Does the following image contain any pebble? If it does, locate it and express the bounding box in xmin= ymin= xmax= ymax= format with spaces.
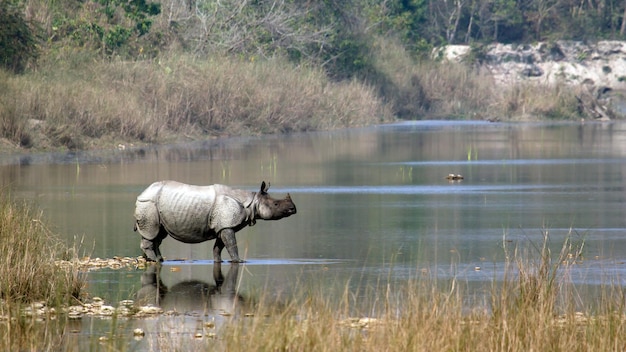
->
xmin=54 ymin=256 xmax=148 ymax=271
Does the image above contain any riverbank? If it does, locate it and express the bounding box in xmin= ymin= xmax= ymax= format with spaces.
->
xmin=2 ymin=39 xmax=604 ymax=153
xmin=4 ymin=0 xmax=626 ymax=153
xmin=439 ymin=41 xmax=626 ymax=121
xmin=0 ymin=54 xmax=394 ymax=152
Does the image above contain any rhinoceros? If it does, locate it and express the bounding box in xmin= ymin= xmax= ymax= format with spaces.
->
xmin=133 ymin=181 xmax=296 ymax=262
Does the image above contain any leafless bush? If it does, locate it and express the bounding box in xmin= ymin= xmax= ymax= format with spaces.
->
xmin=158 ymin=0 xmax=332 ymax=59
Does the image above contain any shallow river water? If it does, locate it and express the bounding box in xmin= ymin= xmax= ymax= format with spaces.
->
xmin=3 ymin=120 xmax=626 ymax=349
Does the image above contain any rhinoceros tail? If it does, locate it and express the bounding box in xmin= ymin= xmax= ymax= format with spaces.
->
xmin=134 ymin=223 xmax=137 ymax=232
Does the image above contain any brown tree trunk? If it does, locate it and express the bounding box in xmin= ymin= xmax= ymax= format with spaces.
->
xmin=621 ymin=0 xmax=626 ymax=35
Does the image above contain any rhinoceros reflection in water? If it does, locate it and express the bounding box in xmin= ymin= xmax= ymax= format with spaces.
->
xmin=135 ymin=263 xmax=246 ymax=315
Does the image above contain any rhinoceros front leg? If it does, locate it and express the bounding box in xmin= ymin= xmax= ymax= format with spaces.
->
xmin=213 ymin=228 xmax=244 ymax=263
xmin=141 ymin=237 xmax=164 ymax=262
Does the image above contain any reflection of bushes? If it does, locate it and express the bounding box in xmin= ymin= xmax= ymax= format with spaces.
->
xmin=0 ymin=0 xmax=38 ymax=73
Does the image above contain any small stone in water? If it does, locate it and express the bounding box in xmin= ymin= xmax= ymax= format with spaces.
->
xmin=119 ymin=299 xmax=134 ymax=307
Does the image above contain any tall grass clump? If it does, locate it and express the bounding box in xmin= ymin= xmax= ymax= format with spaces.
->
xmin=0 ymin=194 xmax=84 ymax=350
xmin=0 ymin=196 xmax=82 ymax=302
xmin=365 ymin=37 xmax=583 ymax=121
xmin=0 ymin=70 xmax=31 ymax=148
xmin=134 ymin=55 xmax=392 ymax=135
xmin=496 ymin=83 xmax=581 ymax=120
xmin=487 ymin=229 xmax=586 ymax=350
xmin=0 ymin=53 xmax=393 ymax=150
xmin=367 ymin=37 xmax=496 ymax=120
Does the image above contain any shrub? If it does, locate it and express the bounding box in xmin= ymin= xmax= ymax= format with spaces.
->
xmin=0 ymin=0 xmax=38 ymax=73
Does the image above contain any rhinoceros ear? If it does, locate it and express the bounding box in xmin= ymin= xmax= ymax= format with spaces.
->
xmin=260 ymin=181 xmax=270 ymax=194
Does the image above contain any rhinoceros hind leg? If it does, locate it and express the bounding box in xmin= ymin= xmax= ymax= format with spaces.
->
xmin=141 ymin=236 xmax=164 ymax=262
xmin=213 ymin=237 xmax=225 ymax=263
xmin=134 ymin=200 xmax=161 ymax=241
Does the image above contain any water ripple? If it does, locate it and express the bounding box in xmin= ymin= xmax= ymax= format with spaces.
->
xmin=290 ymin=184 xmax=589 ymax=195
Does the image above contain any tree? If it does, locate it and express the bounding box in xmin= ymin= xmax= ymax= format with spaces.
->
xmin=51 ymin=0 xmax=161 ymax=57
xmin=525 ymin=0 xmax=559 ymax=40
xmin=0 ymin=0 xmax=38 ymax=73
xmin=487 ymin=0 xmax=524 ymax=42
xmin=621 ymin=0 xmax=626 ymax=35
xmin=369 ymin=0 xmax=429 ymax=51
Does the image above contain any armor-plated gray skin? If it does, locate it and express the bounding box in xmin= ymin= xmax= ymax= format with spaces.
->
xmin=133 ymin=181 xmax=296 ymax=263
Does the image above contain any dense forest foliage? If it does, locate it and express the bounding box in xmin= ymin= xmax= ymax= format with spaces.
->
xmin=3 ymin=0 xmax=626 ymax=77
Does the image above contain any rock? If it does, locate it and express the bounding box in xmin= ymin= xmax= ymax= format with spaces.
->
xmin=520 ymin=64 xmax=543 ymax=77
xmin=433 ymin=45 xmax=471 ymax=62
xmin=438 ymin=41 xmax=626 ymax=119
xmin=446 ymin=174 xmax=464 ymax=181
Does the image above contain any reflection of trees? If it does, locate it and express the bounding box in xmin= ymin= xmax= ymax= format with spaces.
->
xmin=135 ymin=262 xmax=245 ymax=314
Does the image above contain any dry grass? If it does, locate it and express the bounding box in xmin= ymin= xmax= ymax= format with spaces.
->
xmin=366 ymin=38 xmax=496 ymax=119
xmin=1 ymin=37 xmax=585 ymax=151
xmin=0 ymin=197 xmax=82 ymax=303
xmin=497 ymin=83 xmax=581 ymax=120
xmin=0 ymin=194 xmax=85 ymax=351
xmin=366 ymin=37 xmax=582 ymax=121
xmin=150 ymin=229 xmax=626 ymax=352
xmin=0 ymin=53 xmax=393 ymax=150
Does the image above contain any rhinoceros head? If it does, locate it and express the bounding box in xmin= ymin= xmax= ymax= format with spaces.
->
xmin=255 ymin=181 xmax=297 ymax=220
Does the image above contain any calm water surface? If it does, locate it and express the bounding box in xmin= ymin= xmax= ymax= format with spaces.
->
xmin=3 ymin=120 xmax=626 ymax=347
